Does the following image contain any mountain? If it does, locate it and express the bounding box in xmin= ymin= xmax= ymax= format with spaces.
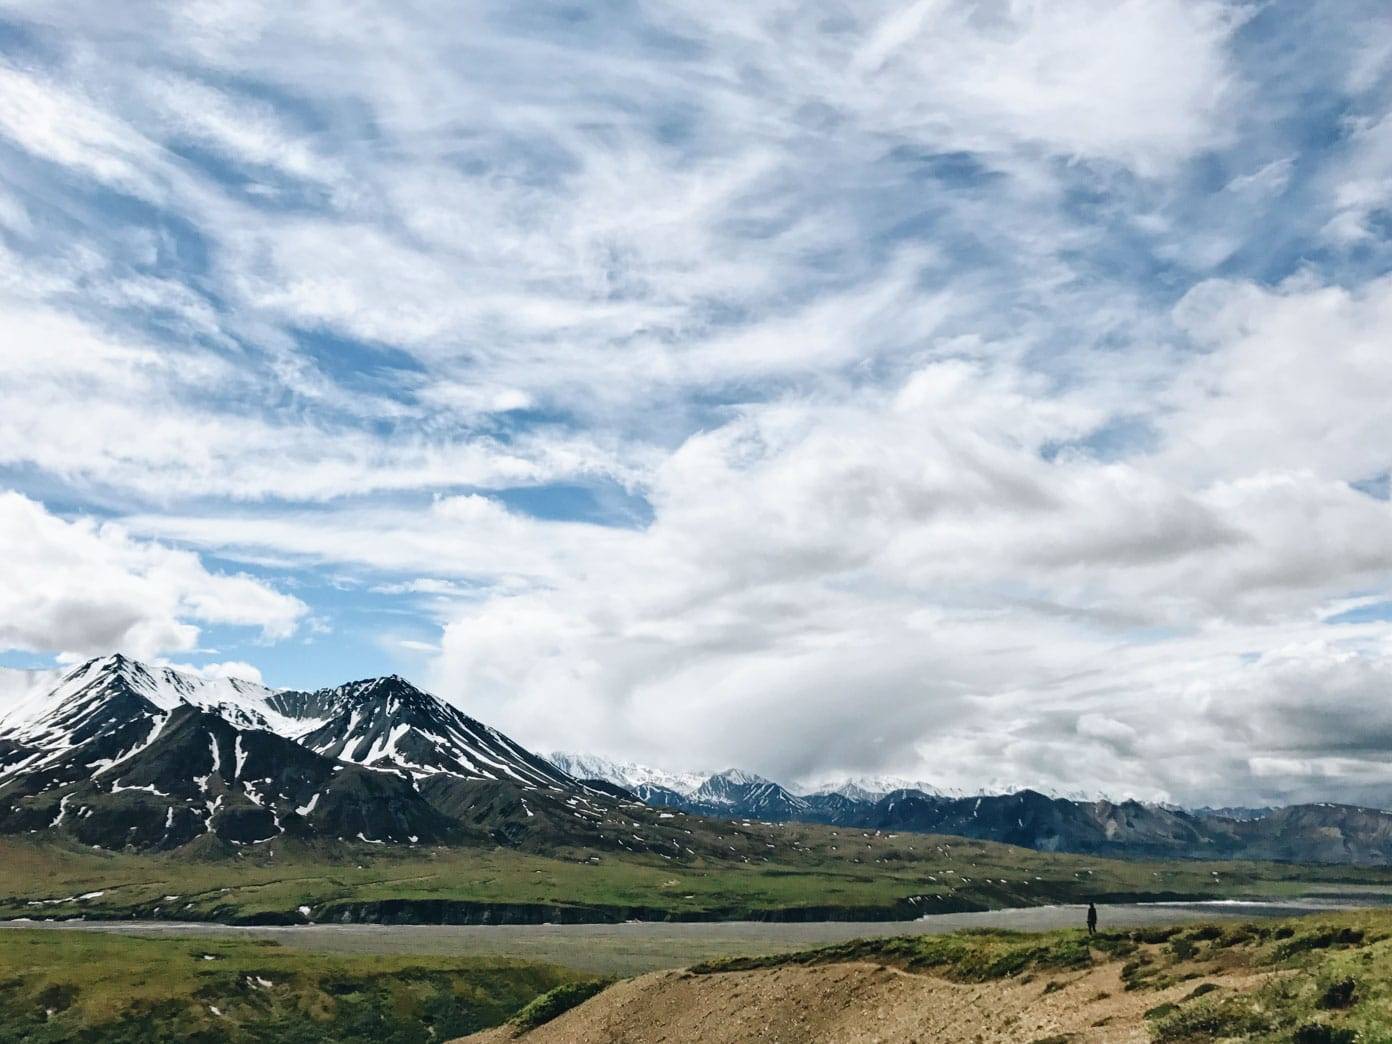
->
xmin=546 ymin=757 xmax=816 ymax=823
xmin=0 ymin=656 xmax=704 ymax=857
xmin=9 ymin=661 xmax=1392 ymax=866
xmin=1226 ymin=803 xmax=1392 ymax=864
xmin=0 ymin=657 xmax=455 ymax=849
xmin=630 ymin=782 xmax=691 ymax=808
xmin=555 ymin=751 xmax=1392 ymax=866
xmin=807 ymin=776 xmax=958 ymax=801
xmin=689 ymin=769 xmax=810 ymax=820
xmin=295 ymin=676 xmax=574 ymax=788
xmin=549 ymin=752 xmax=706 ymax=797
xmin=862 ymin=789 xmax=1216 ymax=857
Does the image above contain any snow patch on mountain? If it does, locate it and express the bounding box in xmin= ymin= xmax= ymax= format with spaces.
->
xmin=549 ymin=752 xmax=707 ymax=797
xmin=805 ymin=775 xmax=971 ymax=801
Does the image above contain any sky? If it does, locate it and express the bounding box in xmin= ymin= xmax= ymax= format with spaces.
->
xmin=1 ymin=0 xmax=1391 ymax=807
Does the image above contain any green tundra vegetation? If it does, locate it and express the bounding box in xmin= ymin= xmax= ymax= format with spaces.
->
xmin=5 ymin=829 xmax=1392 ymax=1041
xmin=9 ymin=909 xmax=1392 ymax=1041
xmin=0 ymin=929 xmax=581 ymax=1044
xmin=2 ymin=831 xmax=1390 ymax=925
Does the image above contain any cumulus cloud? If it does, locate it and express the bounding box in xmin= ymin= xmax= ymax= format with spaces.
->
xmin=0 ymin=492 xmax=306 ymax=661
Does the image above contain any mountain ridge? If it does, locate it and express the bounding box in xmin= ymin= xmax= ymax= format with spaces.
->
xmin=548 ymin=752 xmax=1392 ymax=865
xmin=0 ymin=656 xmax=697 ymax=857
xmin=5 ymin=658 xmax=1392 ymax=866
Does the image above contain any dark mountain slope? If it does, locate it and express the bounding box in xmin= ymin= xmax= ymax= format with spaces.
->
xmin=288 ymin=677 xmax=576 ymax=788
xmin=0 ymin=701 xmax=458 ymax=850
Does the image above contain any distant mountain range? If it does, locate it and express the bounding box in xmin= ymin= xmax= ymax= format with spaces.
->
xmin=3 ymin=657 xmax=1392 ymax=866
xmin=549 ymin=751 xmax=1392 ymax=866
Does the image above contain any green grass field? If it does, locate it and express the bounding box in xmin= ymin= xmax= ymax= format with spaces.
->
xmin=2 ymin=831 xmax=1390 ymax=926
xmin=0 ymin=929 xmax=581 ymax=1043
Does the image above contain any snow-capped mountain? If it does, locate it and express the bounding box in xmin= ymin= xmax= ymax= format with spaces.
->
xmin=9 ymin=660 xmax=1392 ymax=865
xmin=294 ymin=676 xmax=574 ymax=787
xmin=0 ymin=655 xmax=613 ymax=853
xmin=806 ymin=775 xmax=960 ymax=801
xmin=550 ymin=758 xmax=817 ymax=822
xmin=0 ymin=656 xmax=574 ymax=791
xmin=548 ymin=752 xmax=706 ymax=797
xmin=0 ymin=654 xmax=299 ymax=784
xmin=0 ymin=655 xmax=456 ymax=848
xmin=692 ymin=769 xmax=809 ymax=819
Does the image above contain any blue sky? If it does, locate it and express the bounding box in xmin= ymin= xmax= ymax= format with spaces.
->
xmin=1 ymin=0 xmax=1391 ymax=804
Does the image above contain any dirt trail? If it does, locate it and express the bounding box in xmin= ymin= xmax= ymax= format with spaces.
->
xmin=457 ymin=958 xmax=1273 ymax=1044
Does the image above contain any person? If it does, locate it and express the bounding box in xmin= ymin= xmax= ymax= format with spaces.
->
xmin=1086 ymin=902 xmax=1098 ymax=936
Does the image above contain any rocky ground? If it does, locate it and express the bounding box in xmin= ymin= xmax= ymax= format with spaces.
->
xmin=455 ymin=958 xmax=1271 ymax=1043
xmin=456 ymin=912 xmax=1392 ymax=1044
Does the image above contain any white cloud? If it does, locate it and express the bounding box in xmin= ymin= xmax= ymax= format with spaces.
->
xmin=0 ymin=296 xmax=615 ymax=501
xmin=843 ymin=0 xmax=1245 ymax=174
xmin=1166 ymin=275 xmax=1392 ymax=484
xmin=119 ymin=285 xmax=1392 ymax=800
xmin=174 ymin=659 xmax=267 ymax=685
xmin=0 ymin=492 xmax=307 ymax=661
xmin=0 ymin=62 xmax=163 ymax=197
xmin=1323 ymin=112 xmax=1392 ymax=244
xmin=1 ymin=0 xmax=1389 ymax=806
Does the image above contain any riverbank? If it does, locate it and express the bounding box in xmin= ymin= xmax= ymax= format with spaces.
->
xmin=5 ymin=898 xmax=1381 ymax=976
xmin=4 ymin=836 xmax=1391 ymax=930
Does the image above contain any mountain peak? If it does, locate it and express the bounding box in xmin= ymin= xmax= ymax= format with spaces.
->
xmin=332 ymin=675 xmax=426 ymax=701
xmin=711 ymin=767 xmax=769 ymax=786
xmin=548 ymin=752 xmax=707 ymax=797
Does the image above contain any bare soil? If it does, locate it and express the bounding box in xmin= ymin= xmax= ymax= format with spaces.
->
xmin=455 ymin=956 xmax=1274 ymax=1044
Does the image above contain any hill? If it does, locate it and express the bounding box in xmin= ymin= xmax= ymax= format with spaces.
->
xmin=456 ymin=909 xmax=1392 ymax=1043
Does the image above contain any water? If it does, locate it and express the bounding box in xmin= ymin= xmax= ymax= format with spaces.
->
xmin=4 ymin=896 xmax=1385 ymax=976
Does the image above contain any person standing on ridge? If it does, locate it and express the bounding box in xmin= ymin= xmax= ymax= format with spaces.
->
xmin=1086 ymin=902 xmax=1098 ymax=936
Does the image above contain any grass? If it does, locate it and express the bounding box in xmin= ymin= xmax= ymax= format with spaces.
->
xmin=692 ymin=928 xmax=1111 ymax=981
xmin=693 ymin=909 xmax=1392 ymax=1042
xmin=9 ymin=884 xmax=1392 ymax=1042
xmin=0 ymin=928 xmax=581 ymax=1043
xmin=508 ymin=979 xmax=613 ymax=1034
xmin=1 ymin=831 xmax=1388 ymax=926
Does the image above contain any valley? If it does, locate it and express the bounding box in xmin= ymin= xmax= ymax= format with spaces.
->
xmin=9 ymin=906 xmax=1392 ymax=1042
xmin=12 ymin=658 xmax=1386 ymax=1041
xmin=3 ymin=832 xmax=1392 ymax=928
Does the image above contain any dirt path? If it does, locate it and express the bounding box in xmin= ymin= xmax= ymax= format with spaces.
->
xmin=457 ymin=958 xmax=1273 ymax=1044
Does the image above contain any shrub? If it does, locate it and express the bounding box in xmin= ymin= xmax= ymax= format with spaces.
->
xmin=1273 ymin=928 xmax=1365 ymax=961
xmin=1151 ymin=998 xmax=1269 ymax=1042
xmin=510 ymin=979 xmax=612 ymax=1034
xmin=1130 ymin=926 xmax=1183 ymax=945
xmin=1169 ymin=937 xmax=1197 ymax=961
xmin=1292 ymin=1022 xmax=1357 ymax=1044
xmin=1317 ymin=978 xmax=1357 ymax=1010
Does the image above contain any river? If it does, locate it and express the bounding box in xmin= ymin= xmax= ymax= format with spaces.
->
xmin=4 ymin=895 xmax=1385 ymax=976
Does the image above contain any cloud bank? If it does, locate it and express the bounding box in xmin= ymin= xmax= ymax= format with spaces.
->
xmin=0 ymin=0 xmax=1390 ymax=805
